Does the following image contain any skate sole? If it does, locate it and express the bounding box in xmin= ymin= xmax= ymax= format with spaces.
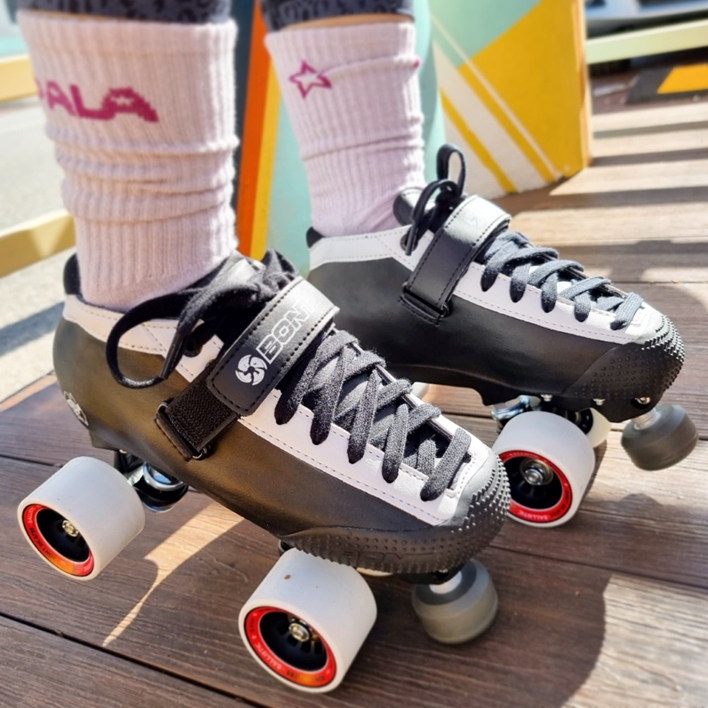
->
xmin=279 ymin=456 xmax=510 ymax=575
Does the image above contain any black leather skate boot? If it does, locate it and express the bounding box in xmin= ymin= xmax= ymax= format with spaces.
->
xmin=308 ymin=145 xmax=697 ymax=527
xmin=29 ymin=249 xmax=508 ymax=572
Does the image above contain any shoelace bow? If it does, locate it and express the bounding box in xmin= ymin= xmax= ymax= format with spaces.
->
xmin=107 ymin=250 xmax=470 ymax=502
xmin=405 ymin=145 xmax=644 ymax=331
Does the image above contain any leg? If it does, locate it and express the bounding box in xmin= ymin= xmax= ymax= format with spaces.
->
xmin=261 ymin=0 xmax=694 ymax=522
xmin=17 ymin=0 xmax=236 ymax=310
xmin=261 ymin=0 xmax=424 ymax=236
xmin=15 ymin=0 xmax=508 ymax=598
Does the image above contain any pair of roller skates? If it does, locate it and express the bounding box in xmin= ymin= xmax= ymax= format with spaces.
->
xmin=17 ymin=145 xmax=696 ymax=692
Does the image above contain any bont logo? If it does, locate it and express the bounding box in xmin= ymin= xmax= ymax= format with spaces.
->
xmin=256 ymin=297 xmax=315 ymax=364
xmin=236 ymin=355 xmax=267 ymax=386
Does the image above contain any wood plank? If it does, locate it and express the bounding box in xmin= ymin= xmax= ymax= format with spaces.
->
xmin=527 ymin=185 xmax=708 ymax=212
xmin=551 ymin=158 xmax=708 ymax=194
xmin=441 ymin=415 xmax=708 ymax=590
xmin=546 ymin=243 xmax=708 ymax=284
xmin=508 ymin=202 xmax=708 ymax=248
xmin=591 ymin=127 xmax=708 ymax=160
xmin=0 ymin=380 xmax=110 ymax=466
xmin=591 ymin=100 xmax=708 ymax=132
xmin=566 ymin=574 xmax=708 ymax=706
xmin=0 ymin=615 xmax=242 ymax=708
xmin=591 ymin=146 xmax=708 ymax=167
xmin=0 ymin=373 xmax=54 ymax=412
xmin=2 ymin=457 xmax=708 ymax=706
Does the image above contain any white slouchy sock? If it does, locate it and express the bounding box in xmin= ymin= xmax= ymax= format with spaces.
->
xmin=266 ymin=21 xmax=426 ymax=237
xmin=19 ymin=12 xmax=238 ymax=311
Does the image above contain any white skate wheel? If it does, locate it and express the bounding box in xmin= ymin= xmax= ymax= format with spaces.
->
xmin=239 ymin=548 xmax=376 ymax=692
xmin=493 ymin=411 xmax=595 ymax=527
xmin=18 ymin=456 xmax=145 ymax=580
xmin=586 ymin=409 xmax=611 ymax=448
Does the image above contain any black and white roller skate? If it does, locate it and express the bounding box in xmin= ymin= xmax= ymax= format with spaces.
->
xmin=16 ymin=249 xmax=509 ymax=692
xmin=308 ymin=144 xmax=698 ymax=529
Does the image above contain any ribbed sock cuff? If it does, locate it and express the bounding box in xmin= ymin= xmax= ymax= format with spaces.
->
xmin=266 ymin=21 xmax=425 ymax=236
xmin=19 ymin=12 xmax=238 ymax=310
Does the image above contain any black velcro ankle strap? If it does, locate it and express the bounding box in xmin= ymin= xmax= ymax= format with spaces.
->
xmin=207 ymin=277 xmax=337 ymax=415
xmin=401 ymin=195 xmax=510 ymax=322
xmin=156 ymin=278 xmax=337 ymax=459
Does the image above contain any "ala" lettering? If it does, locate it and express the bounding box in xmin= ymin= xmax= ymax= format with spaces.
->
xmin=35 ymin=78 xmax=159 ymax=123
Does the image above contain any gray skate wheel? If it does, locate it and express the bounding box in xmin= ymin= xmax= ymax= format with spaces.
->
xmin=622 ymin=404 xmax=698 ymax=471
xmin=411 ymin=559 xmax=498 ymax=644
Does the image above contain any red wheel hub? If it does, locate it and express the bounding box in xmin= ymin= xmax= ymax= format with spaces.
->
xmin=244 ymin=606 xmax=336 ymax=688
xmin=500 ymin=450 xmax=573 ymax=524
xmin=21 ymin=504 xmax=94 ymax=577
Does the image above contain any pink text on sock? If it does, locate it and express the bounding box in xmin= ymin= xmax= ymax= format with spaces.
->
xmin=36 ymin=78 xmax=159 ymax=123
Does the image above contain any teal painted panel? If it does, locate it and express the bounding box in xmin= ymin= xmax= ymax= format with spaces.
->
xmin=429 ymin=0 xmax=540 ymax=68
xmin=0 ymin=35 xmax=25 ymax=58
xmin=265 ymin=0 xmax=445 ymax=275
xmin=266 ymin=103 xmax=311 ymax=275
xmin=416 ymin=0 xmax=446 ymax=183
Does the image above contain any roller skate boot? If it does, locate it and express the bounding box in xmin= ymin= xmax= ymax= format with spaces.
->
xmin=308 ymin=144 xmax=697 ymax=528
xmin=17 ymin=249 xmax=509 ymax=691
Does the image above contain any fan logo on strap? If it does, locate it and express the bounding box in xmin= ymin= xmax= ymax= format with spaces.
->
xmin=236 ymin=355 xmax=268 ymax=386
xmin=256 ymin=297 xmax=316 ymax=364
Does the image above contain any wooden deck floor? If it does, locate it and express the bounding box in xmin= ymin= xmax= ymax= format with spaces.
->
xmin=1 ymin=101 xmax=708 ymax=708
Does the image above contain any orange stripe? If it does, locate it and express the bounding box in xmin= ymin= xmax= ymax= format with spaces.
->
xmin=236 ymin=3 xmax=270 ymax=258
xmin=0 ymin=375 xmax=56 ymax=413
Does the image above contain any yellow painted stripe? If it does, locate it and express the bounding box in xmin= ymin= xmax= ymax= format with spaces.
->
xmin=658 ymin=64 xmax=708 ymax=94
xmin=440 ymin=91 xmax=516 ymax=194
xmin=0 ymin=55 xmax=36 ymax=104
xmin=0 ymin=210 xmax=74 ymax=278
xmin=572 ymin=0 xmax=591 ymax=167
xmin=250 ymin=63 xmax=280 ymax=260
xmin=457 ymin=63 xmax=556 ymax=184
xmin=431 ymin=16 xmax=559 ymax=182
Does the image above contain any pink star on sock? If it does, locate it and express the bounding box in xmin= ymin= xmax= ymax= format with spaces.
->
xmin=289 ymin=61 xmax=332 ymax=98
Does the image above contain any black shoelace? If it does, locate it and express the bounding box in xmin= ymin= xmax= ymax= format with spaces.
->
xmin=106 ymin=250 xmax=471 ymax=502
xmin=404 ymin=145 xmax=644 ymax=331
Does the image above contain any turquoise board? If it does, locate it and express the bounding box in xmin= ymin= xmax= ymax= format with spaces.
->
xmin=429 ymin=0 xmax=540 ymax=68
